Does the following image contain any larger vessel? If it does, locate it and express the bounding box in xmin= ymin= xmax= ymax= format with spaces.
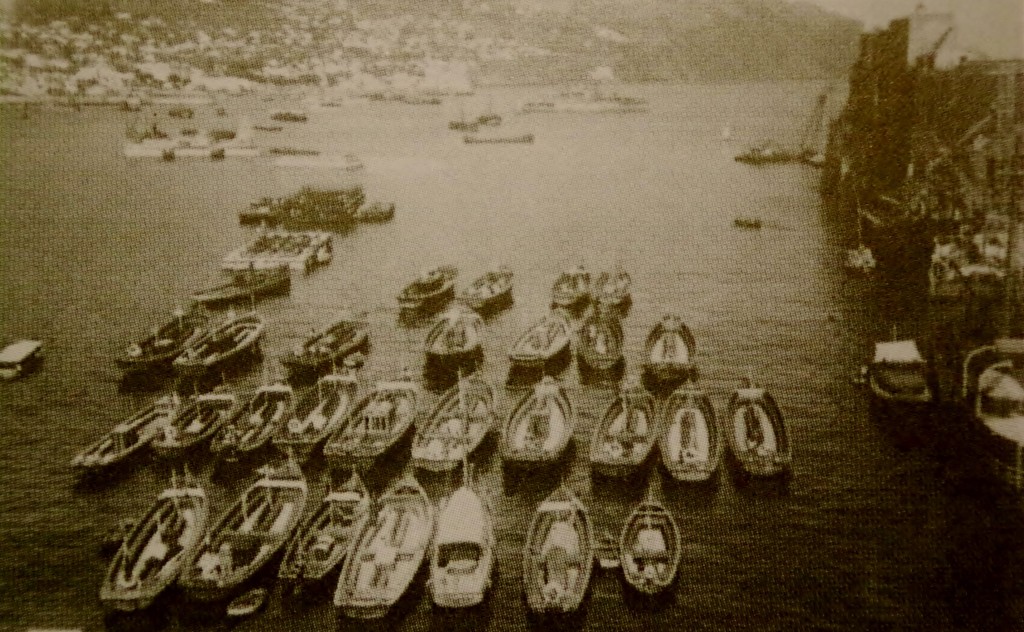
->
xmin=519 ymin=88 xmax=647 ymax=114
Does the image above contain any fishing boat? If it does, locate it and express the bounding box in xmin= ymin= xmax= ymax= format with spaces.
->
xmin=179 ymin=460 xmax=309 ymax=602
xmin=323 ymin=375 xmax=420 ymax=471
xmin=458 ymin=267 xmax=513 ymax=315
xmin=429 ymin=469 xmax=494 ymax=608
xmin=618 ymin=474 xmax=681 ymax=596
xmin=172 ymin=311 xmax=265 ymax=377
xmin=593 ymin=267 xmax=631 ymax=308
xmin=865 ymin=339 xmax=933 ymax=415
xmin=211 ymin=382 xmax=296 ymax=461
xmin=222 ymin=229 xmax=333 ymax=272
xmin=398 ymin=266 xmax=457 ymax=312
xmin=190 ymin=267 xmax=291 ymax=308
xmin=280 ymin=315 xmax=369 ymax=382
xmin=551 ymin=266 xmax=590 ymax=308
xmin=279 ymin=470 xmax=372 ymax=586
xmin=725 ymin=381 xmax=792 ymax=478
xmin=508 ymin=313 xmax=572 ymax=370
xmin=424 ymin=307 xmax=484 ymax=373
xmin=270 ymin=110 xmax=308 ymax=123
xmin=100 ymin=470 xmax=209 ymax=612
xmin=333 ymin=471 xmax=435 ymax=619
xmin=658 ymin=383 xmax=723 ymax=483
xmin=116 ymin=307 xmax=209 ymax=374
xmin=576 ymin=311 xmax=624 ymax=374
xmin=72 ymin=395 xmax=181 ymax=474
xmin=589 ymin=381 xmax=657 ymax=478
xmin=411 ymin=374 xmax=497 ymax=472
xmin=522 ymin=484 xmax=594 ymax=615
xmin=463 ymin=133 xmax=533 ymax=144
xmin=355 ymin=202 xmax=396 ymax=223
xmin=152 ymin=390 xmax=243 ymax=459
xmin=273 ymin=371 xmax=360 ymax=462
xmin=500 ymin=376 xmax=575 ymax=467
xmin=733 ymin=217 xmax=763 ymax=229
xmin=641 ymin=315 xmax=696 ymax=389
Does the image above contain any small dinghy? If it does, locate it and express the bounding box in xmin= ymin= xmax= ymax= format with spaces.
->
xmin=211 ymin=382 xmax=296 ymax=461
xmin=334 ymin=471 xmax=435 ymax=619
xmin=398 ymin=266 xmax=457 ymax=312
xmin=323 ymin=374 xmax=420 ymax=471
xmin=429 ymin=466 xmax=494 ymax=608
xmin=72 ymin=395 xmax=181 ymax=474
xmin=509 ymin=313 xmax=571 ymax=370
xmin=594 ymin=267 xmax=632 ymax=308
xmin=152 ymin=390 xmax=242 ymax=459
xmin=279 ymin=470 xmax=372 ymax=585
xmin=273 ymin=370 xmax=360 ymax=462
xmin=589 ymin=380 xmax=657 ymax=478
xmin=458 ymin=267 xmax=513 ymax=315
xmin=618 ymin=474 xmax=681 ymax=596
xmin=191 ymin=266 xmax=290 ymax=308
xmin=227 ymin=587 xmax=268 ymax=617
xmin=658 ymin=383 xmax=723 ymax=482
xmin=116 ymin=307 xmax=209 ymax=374
xmin=725 ymin=381 xmax=792 ymax=478
xmin=425 ymin=307 xmax=484 ymax=373
xmin=100 ymin=470 xmax=209 ymax=612
xmin=500 ymin=376 xmax=575 ymax=467
xmin=179 ymin=460 xmax=309 ymax=602
xmin=173 ymin=311 xmax=265 ymax=377
xmin=551 ymin=266 xmax=590 ymax=308
xmin=522 ymin=484 xmax=594 ymax=615
xmin=411 ymin=373 xmax=497 ymax=472
xmin=641 ymin=315 xmax=697 ymax=389
xmin=576 ymin=311 xmax=624 ymax=374
xmin=279 ymin=315 xmax=369 ymax=382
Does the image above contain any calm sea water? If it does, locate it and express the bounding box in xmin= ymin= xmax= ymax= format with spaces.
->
xmin=1 ymin=82 xmax=1022 ymax=631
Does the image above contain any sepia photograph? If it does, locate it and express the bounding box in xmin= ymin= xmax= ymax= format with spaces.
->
xmin=0 ymin=0 xmax=1021 ymax=630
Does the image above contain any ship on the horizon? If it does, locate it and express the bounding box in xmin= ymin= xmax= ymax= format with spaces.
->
xmin=518 ymin=88 xmax=647 ymax=114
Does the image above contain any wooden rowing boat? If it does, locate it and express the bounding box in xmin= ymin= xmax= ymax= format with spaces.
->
xmin=273 ymin=371 xmax=360 ymax=462
xmin=280 ymin=316 xmax=369 ymax=382
xmin=210 ymin=382 xmax=296 ymax=461
xmin=593 ymin=267 xmax=631 ymax=308
xmin=116 ymin=307 xmax=209 ymax=374
xmin=173 ymin=311 xmax=264 ymax=377
xmin=429 ymin=469 xmax=494 ymax=608
xmin=72 ymin=395 xmax=181 ymax=474
xmin=424 ymin=307 xmax=484 ymax=374
xmin=500 ymin=376 xmax=574 ymax=467
xmin=323 ymin=375 xmax=420 ymax=471
xmin=179 ymin=460 xmax=309 ymax=602
xmin=641 ymin=315 xmax=696 ymax=390
xmin=551 ymin=266 xmax=590 ymax=308
xmin=508 ymin=313 xmax=571 ymax=370
xmin=279 ymin=470 xmax=371 ymax=585
xmin=151 ymin=390 xmax=242 ymax=460
xmin=100 ymin=469 xmax=208 ymax=611
xmin=576 ymin=311 xmax=624 ymax=374
xmin=522 ymin=484 xmax=593 ymax=615
xmin=658 ymin=383 xmax=723 ymax=482
xmin=589 ymin=382 xmax=657 ymax=478
xmin=725 ymin=382 xmax=792 ymax=478
xmin=458 ymin=267 xmax=513 ymax=316
xmin=334 ymin=471 xmax=435 ymax=619
xmin=618 ymin=474 xmax=681 ymax=596
xmin=190 ymin=267 xmax=291 ymax=308
xmin=411 ymin=373 xmax=497 ymax=472
xmin=398 ymin=266 xmax=457 ymax=312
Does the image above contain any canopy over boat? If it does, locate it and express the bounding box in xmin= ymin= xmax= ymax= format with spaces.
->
xmin=437 ymin=487 xmax=486 ymax=546
xmin=873 ymin=340 xmax=925 ymax=365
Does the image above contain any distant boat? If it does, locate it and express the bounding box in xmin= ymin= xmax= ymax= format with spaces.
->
xmin=354 ymin=201 xmax=395 ymax=223
xmin=429 ymin=471 xmax=494 ymax=608
xmin=865 ymin=339 xmax=933 ymax=415
xmin=522 ymin=484 xmax=594 ymax=615
xmin=411 ymin=373 xmax=497 ymax=472
xmin=333 ymin=471 xmax=435 ymax=619
xmin=458 ymin=266 xmax=514 ymax=315
xmin=594 ymin=267 xmax=632 ymax=308
xmin=619 ymin=474 xmax=681 ymax=596
xmin=725 ymin=381 xmax=792 ymax=478
xmin=519 ymin=88 xmax=647 ymax=114
xmin=463 ymin=133 xmax=533 ymax=144
xmin=508 ymin=312 xmax=572 ymax=371
xmin=733 ymin=217 xmax=762 ymax=229
xmin=270 ymin=110 xmax=308 ymax=123
xmin=734 ymin=143 xmax=796 ymax=165
xmin=551 ymin=266 xmax=590 ymax=308
xmin=589 ymin=380 xmax=657 ymax=477
xmin=397 ymin=266 xmax=457 ymax=312
xmin=500 ymin=376 xmax=575 ymax=467
xmin=323 ymin=374 xmax=420 ymax=471
xmin=658 ymin=383 xmax=723 ymax=483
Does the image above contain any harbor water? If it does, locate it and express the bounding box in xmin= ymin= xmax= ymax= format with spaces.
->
xmin=1 ymin=82 xmax=1022 ymax=631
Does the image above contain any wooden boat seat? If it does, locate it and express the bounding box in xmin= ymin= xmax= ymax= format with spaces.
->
xmin=269 ymin=502 xmax=296 ymax=534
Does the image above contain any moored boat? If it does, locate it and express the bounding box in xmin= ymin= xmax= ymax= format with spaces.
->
xmin=865 ymin=339 xmax=934 ymax=415
xmin=658 ymin=383 xmax=723 ymax=483
xmin=333 ymin=471 xmax=435 ymax=619
xmin=618 ymin=474 xmax=681 ymax=596
xmin=279 ymin=470 xmax=371 ymax=586
xmin=323 ymin=374 xmax=420 ymax=471
xmin=280 ymin=316 xmax=369 ymax=382
xmin=222 ymin=229 xmax=333 ymax=273
xmin=576 ymin=311 xmax=624 ymax=374
xmin=273 ymin=370 xmax=360 ymax=462
xmin=733 ymin=217 xmax=763 ymax=229
xmin=500 ymin=376 xmax=575 ymax=467
xmin=464 ymin=133 xmax=534 ymax=144
xmin=734 ymin=143 xmax=796 ymax=165
xmin=551 ymin=266 xmax=590 ymax=308
xmin=641 ymin=315 xmax=697 ymax=390
xmin=270 ymin=110 xmax=308 ymax=123
xmin=522 ymin=484 xmax=594 ymax=615
xmin=429 ymin=473 xmax=494 ymax=608
xmin=172 ymin=311 xmax=264 ymax=377
xmin=211 ymin=382 xmax=296 ymax=461
xmin=0 ymin=339 xmax=44 ymax=380
xmin=72 ymin=395 xmax=181 ymax=474
xmin=398 ymin=266 xmax=457 ymax=312
xmin=116 ymin=307 xmax=209 ymax=374
xmin=966 ymin=339 xmax=1024 ymax=492
xmin=594 ymin=267 xmax=631 ymax=308
xmin=411 ymin=373 xmax=497 ymax=472
xmin=508 ymin=313 xmax=571 ymax=371
xmin=424 ymin=307 xmax=484 ymax=373
xmin=589 ymin=381 xmax=657 ymax=478
xmin=458 ymin=267 xmax=513 ymax=315
xmin=100 ymin=469 xmax=209 ymax=612
xmin=190 ymin=267 xmax=291 ymax=308
xmin=152 ymin=390 xmax=243 ymax=459
xmin=725 ymin=381 xmax=792 ymax=478
xmin=178 ymin=460 xmax=309 ymax=602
